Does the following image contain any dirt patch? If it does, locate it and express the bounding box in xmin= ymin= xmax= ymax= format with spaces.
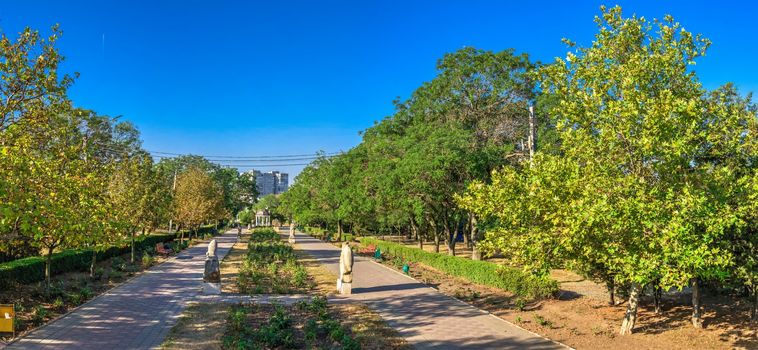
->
xmin=0 ymin=235 xmax=214 ymax=344
xmin=294 ymin=249 xmax=338 ymax=297
xmin=222 ymin=301 xmax=409 ymax=350
xmin=162 ymin=301 xmax=409 ymax=350
xmin=220 ymin=234 xmax=248 ymax=294
xmin=0 ymin=250 xmax=176 ymax=343
xmin=161 ymin=302 xmax=228 ymax=350
xmin=369 ymin=252 xmax=757 ymax=350
xmin=331 ymin=303 xmax=413 ymax=350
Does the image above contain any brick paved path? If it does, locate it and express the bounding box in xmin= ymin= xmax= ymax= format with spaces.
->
xmin=293 ymin=231 xmax=571 ymax=350
xmin=4 ymin=230 xmax=239 ymax=350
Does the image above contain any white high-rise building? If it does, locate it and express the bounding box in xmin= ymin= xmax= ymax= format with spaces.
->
xmin=250 ymin=170 xmax=289 ymax=197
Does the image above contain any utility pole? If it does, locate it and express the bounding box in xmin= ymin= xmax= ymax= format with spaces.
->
xmin=168 ymin=169 xmax=177 ymax=233
xmin=528 ymin=105 xmax=536 ymax=163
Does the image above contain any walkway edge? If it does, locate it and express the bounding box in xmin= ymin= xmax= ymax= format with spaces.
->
xmin=301 ymin=232 xmax=575 ymax=350
xmin=363 ymin=256 xmax=575 ymax=350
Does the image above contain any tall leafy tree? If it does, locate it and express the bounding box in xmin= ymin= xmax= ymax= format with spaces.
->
xmin=173 ymin=166 xmax=225 ymax=242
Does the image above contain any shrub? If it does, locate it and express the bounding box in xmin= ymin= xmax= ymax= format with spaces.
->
xmin=141 ymin=252 xmax=154 ymax=268
xmin=111 ymin=257 xmax=127 ymax=271
xmin=360 ymin=237 xmax=558 ymax=299
xmin=0 ymin=232 xmax=181 ymax=286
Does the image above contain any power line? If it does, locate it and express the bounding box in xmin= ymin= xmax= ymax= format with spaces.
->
xmin=150 ymin=154 xmax=330 ymax=162
xmin=219 ymin=163 xmax=312 ymax=167
xmin=148 ymin=150 xmax=342 ymax=160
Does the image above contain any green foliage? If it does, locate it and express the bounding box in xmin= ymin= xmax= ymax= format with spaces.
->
xmin=237 ymin=228 xmax=310 ymax=294
xmin=361 ymin=238 xmax=557 ymax=299
xmin=458 ymin=5 xmax=758 ymax=332
xmin=141 ymin=252 xmax=154 ymax=268
xmin=0 ymin=233 xmax=179 ymax=286
xmin=173 ymin=166 xmax=226 ymax=234
xmin=280 ymin=46 xmax=539 ymax=249
xmin=223 ymin=297 xmax=359 ymax=350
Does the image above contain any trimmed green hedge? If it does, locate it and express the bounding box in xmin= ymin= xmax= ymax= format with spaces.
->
xmin=0 ymin=224 xmax=222 ymax=286
xmin=360 ymin=238 xmax=558 ymax=299
xmin=0 ymin=234 xmax=176 ymax=286
xmin=302 ymin=227 xmax=353 ymax=242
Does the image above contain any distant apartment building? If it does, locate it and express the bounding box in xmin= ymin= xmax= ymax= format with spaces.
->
xmin=250 ymin=170 xmax=289 ymax=197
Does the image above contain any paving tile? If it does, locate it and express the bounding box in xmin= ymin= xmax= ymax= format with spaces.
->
xmin=4 ymin=231 xmax=239 ymax=350
xmin=294 ymin=232 xmax=571 ymax=350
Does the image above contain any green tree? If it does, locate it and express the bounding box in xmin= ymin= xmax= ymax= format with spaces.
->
xmin=108 ymin=152 xmax=162 ymax=263
xmin=173 ymin=166 xmax=225 ymax=242
xmin=470 ymin=7 xmax=755 ymax=334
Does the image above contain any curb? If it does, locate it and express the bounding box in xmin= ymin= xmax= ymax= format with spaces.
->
xmin=1 ymin=231 xmax=236 ymax=349
xmin=293 ymin=232 xmax=575 ymax=350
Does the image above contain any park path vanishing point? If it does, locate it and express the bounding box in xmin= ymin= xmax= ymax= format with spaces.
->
xmin=294 ymin=231 xmax=571 ymax=350
xmin=3 ymin=230 xmax=239 ymax=350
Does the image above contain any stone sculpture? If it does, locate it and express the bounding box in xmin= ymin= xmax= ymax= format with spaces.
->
xmin=288 ymin=221 xmax=296 ymax=244
xmin=337 ymin=242 xmax=354 ymax=295
xmin=203 ymin=239 xmax=220 ymax=284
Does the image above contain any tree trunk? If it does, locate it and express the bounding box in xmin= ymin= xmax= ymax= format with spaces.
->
xmin=180 ymin=231 xmax=185 ymax=245
xmin=462 ymin=217 xmax=469 ymax=247
xmin=443 ymin=218 xmax=455 ymax=256
xmin=90 ymin=250 xmax=97 ymax=278
xmin=130 ymin=230 xmax=136 ymax=263
xmin=606 ymin=279 xmax=615 ymax=305
xmin=653 ymin=283 xmax=663 ymax=314
xmin=427 ymin=216 xmax=439 ymax=253
xmin=470 ymin=215 xmax=481 ymax=260
xmin=337 ymin=220 xmax=343 ymax=242
xmin=45 ymin=245 xmax=54 ymax=290
xmin=619 ymin=283 xmax=641 ymax=335
xmin=691 ymin=278 xmax=703 ymax=328
xmin=751 ymin=286 xmax=757 ymax=322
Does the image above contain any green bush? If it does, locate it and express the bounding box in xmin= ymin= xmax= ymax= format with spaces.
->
xmin=360 ymin=237 xmax=558 ymax=299
xmin=0 ymin=232 xmax=179 ymax=286
xmin=141 ymin=252 xmax=154 ymax=268
xmin=238 ymin=229 xmax=312 ymax=294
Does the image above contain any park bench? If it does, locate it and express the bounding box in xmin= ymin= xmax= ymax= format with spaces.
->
xmin=155 ymin=243 xmax=171 ymax=256
xmin=358 ymin=244 xmax=376 ymax=255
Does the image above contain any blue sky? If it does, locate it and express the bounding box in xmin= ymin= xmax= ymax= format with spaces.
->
xmin=1 ymin=1 xmax=756 ymax=178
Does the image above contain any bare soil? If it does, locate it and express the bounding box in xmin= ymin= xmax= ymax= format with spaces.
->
xmin=365 ymin=249 xmax=758 ymax=350
xmin=0 ymin=235 xmax=209 ymax=344
xmin=161 ymin=302 xmax=228 ymax=350
xmin=220 ymin=234 xmax=248 ymax=294
xmin=383 ymin=235 xmax=612 ymax=302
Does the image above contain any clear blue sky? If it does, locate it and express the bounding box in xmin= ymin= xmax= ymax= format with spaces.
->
xmin=2 ymin=1 xmax=756 ymax=178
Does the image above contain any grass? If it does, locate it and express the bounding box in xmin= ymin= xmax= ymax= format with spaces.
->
xmin=360 ymin=237 xmax=558 ymax=299
xmin=220 ymin=234 xmax=249 ymax=294
xmin=222 ymin=297 xmax=359 ymax=350
xmin=236 ymin=228 xmax=311 ymax=294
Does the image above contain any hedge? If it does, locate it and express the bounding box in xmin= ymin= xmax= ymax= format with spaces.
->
xmin=0 ymin=224 xmax=221 ymax=286
xmin=360 ymin=237 xmax=558 ymax=299
xmin=302 ymin=227 xmax=353 ymax=242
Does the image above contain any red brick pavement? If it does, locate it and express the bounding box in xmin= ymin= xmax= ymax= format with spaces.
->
xmin=3 ymin=231 xmax=239 ymax=350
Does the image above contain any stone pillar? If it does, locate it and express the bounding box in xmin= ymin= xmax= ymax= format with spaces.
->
xmin=337 ymin=242 xmax=353 ymax=295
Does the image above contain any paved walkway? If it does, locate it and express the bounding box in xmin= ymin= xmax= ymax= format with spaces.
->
xmin=4 ymin=230 xmax=239 ymax=350
xmin=293 ymin=231 xmax=570 ymax=350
